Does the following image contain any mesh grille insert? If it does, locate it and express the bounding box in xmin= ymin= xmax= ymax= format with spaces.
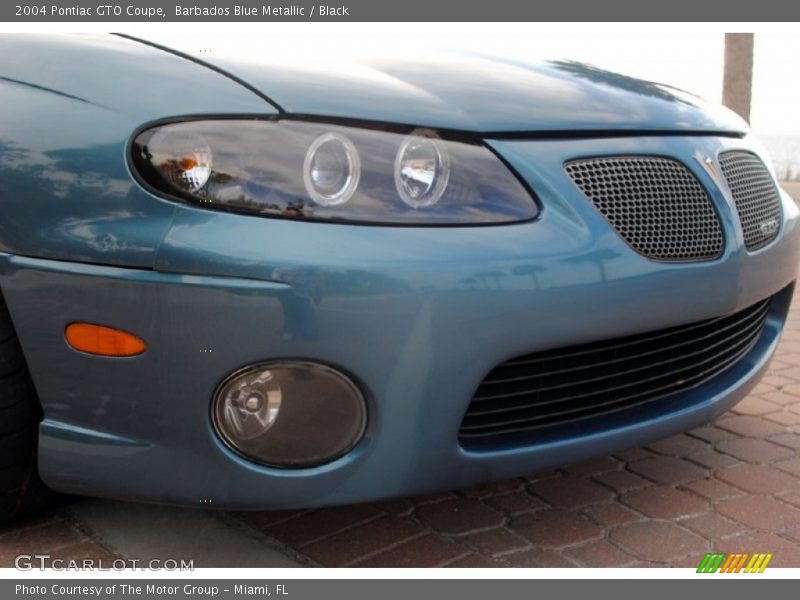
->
xmin=565 ymin=156 xmax=724 ymax=261
xmin=459 ymin=297 xmax=770 ymax=447
xmin=718 ymin=151 xmax=782 ymax=251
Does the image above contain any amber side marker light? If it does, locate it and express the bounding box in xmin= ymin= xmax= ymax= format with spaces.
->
xmin=65 ymin=323 xmax=147 ymax=357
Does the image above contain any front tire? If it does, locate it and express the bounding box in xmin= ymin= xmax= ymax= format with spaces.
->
xmin=0 ymin=291 xmax=54 ymax=522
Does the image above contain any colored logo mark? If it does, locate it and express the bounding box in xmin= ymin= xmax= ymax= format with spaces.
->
xmin=696 ymin=552 xmax=773 ymax=573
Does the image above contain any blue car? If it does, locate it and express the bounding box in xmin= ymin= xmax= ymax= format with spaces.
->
xmin=0 ymin=33 xmax=797 ymax=520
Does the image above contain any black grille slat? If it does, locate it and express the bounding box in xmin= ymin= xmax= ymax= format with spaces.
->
xmin=478 ymin=300 xmax=769 ymax=391
xmin=503 ymin=307 xmax=743 ymax=367
xmin=718 ymin=151 xmax=782 ymax=251
xmin=468 ymin=309 xmax=765 ymax=415
xmin=462 ymin=336 xmax=757 ymax=436
xmin=459 ymin=298 xmax=770 ymax=443
xmin=565 ymin=156 xmax=724 ymax=262
xmin=461 ymin=336 xmax=755 ymax=437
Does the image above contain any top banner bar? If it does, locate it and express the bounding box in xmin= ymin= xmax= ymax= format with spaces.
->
xmin=4 ymin=0 xmax=800 ymax=22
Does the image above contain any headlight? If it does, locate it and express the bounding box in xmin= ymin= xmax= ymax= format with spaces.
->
xmin=394 ymin=129 xmax=450 ymax=208
xmin=303 ymin=132 xmax=361 ymax=206
xmin=130 ymin=119 xmax=538 ymax=225
xmin=146 ymin=128 xmax=213 ymax=194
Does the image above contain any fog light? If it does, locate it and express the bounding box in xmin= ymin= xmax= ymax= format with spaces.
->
xmin=212 ymin=361 xmax=367 ymax=468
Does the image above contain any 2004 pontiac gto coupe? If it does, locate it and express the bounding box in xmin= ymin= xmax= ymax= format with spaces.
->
xmin=0 ymin=34 xmax=797 ymax=521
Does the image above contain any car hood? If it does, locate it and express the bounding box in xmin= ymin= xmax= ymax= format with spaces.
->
xmin=138 ymin=37 xmax=747 ymax=135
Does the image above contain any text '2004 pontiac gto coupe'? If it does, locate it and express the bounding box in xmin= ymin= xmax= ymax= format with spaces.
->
xmin=0 ymin=34 xmax=797 ymax=520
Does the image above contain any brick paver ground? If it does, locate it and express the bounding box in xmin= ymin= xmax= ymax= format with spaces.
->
xmin=0 ymin=513 xmax=120 ymax=568
xmin=2 ymin=192 xmax=800 ymax=569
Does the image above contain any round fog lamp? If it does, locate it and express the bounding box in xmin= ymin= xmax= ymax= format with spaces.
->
xmin=303 ymin=132 xmax=360 ymax=206
xmin=394 ymin=130 xmax=450 ymax=208
xmin=212 ymin=361 xmax=367 ymax=468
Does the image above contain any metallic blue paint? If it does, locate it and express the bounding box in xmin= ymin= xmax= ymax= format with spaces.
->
xmin=0 ymin=34 xmax=273 ymax=267
xmin=0 ymin=247 xmax=793 ymax=508
xmin=138 ymin=37 xmax=748 ymax=134
xmin=0 ymin=34 xmax=796 ymax=508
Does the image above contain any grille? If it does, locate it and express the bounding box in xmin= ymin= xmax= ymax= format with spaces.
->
xmin=459 ymin=297 xmax=770 ymax=445
xmin=565 ymin=156 xmax=724 ymax=262
xmin=718 ymin=151 xmax=782 ymax=251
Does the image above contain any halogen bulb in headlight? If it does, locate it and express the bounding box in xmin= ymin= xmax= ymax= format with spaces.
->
xmin=303 ymin=132 xmax=360 ymax=206
xmin=395 ymin=131 xmax=450 ymax=208
xmin=150 ymin=129 xmax=212 ymax=193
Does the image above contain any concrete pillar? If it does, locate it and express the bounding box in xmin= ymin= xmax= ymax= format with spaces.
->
xmin=723 ymin=33 xmax=754 ymax=123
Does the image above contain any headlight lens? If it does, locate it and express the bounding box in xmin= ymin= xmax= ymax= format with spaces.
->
xmin=303 ymin=132 xmax=361 ymax=206
xmin=147 ymin=128 xmax=213 ymax=193
xmin=131 ymin=119 xmax=537 ymax=225
xmin=395 ymin=130 xmax=451 ymax=208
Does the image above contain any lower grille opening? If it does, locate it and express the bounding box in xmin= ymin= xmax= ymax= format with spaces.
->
xmin=459 ymin=297 xmax=771 ymax=448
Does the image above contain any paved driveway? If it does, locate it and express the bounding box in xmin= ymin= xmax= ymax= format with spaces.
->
xmin=2 ymin=189 xmax=800 ymax=569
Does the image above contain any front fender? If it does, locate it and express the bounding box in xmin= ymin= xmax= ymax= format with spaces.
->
xmin=0 ymin=33 xmax=275 ymax=268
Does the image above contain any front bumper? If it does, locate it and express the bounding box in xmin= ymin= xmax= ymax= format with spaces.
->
xmin=1 ymin=134 xmax=797 ymax=508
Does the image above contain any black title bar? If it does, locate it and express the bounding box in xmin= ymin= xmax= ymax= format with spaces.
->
xmin=4 ymin=0 xmax=800 ymax=21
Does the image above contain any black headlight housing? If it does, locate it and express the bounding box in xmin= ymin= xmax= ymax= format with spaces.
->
xmin=130 ymin=118 xmax=538 ymax=226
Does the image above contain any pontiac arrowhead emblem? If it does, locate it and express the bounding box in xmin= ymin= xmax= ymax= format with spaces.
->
xmin=698 ymin=154 xmax=724 ymax=188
